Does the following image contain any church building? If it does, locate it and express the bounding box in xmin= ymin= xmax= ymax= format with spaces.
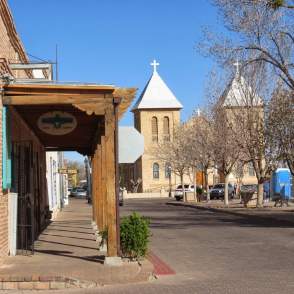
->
xmin=131 ymin=60 xmax=183 ymax=193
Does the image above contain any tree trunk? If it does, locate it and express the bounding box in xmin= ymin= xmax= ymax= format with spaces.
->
xmin=181 ymin=174 xmax=185 ymax=202
xmin=193 ymin=167 xmax=197 ymax=201
xmin=224 ymin=174 xmax=229 ymax=206
xmin=257 ymin=182 xmax=264 ymax=208
xmin=205 ymin=169 xmax=210 ymax=202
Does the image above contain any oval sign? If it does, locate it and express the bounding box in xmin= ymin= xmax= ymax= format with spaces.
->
xmin=37 ymin=111 xmax=77 ymax=135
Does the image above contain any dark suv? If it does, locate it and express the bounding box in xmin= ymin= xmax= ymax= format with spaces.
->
xmin=210 ymin=183 xmax=235 ymax=200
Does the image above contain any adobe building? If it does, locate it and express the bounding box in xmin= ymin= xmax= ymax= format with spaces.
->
xmin=130 ymin=60 xmax=184 ymax=193
xmin=0 ymin=0 xmax=135 ymax=261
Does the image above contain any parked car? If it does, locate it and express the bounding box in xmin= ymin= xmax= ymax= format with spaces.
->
xmin=67 ymin=187 xmax=72 ymax=196
xmin=70 ymin=188 xmax=87 ymax=198
xmin=210 ymin=183 xmax=235 ymax=200
xmin=174 ymin=184 xmax=195 ymax=201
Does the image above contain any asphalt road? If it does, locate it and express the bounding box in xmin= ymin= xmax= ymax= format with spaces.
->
xmin=24 ymin=198 xmax=294 ymax=294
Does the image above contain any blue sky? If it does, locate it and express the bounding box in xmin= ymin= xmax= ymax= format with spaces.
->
xmin=8 ymin=0 xmax=220 ymax=161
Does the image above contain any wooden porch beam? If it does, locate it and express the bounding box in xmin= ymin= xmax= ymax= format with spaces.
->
xmin=3 ymin=95 xmax=112 ymax=105
xmin=3 ymin=83 xmax=114 ymax=93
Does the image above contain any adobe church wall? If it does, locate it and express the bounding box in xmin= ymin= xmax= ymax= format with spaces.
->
xmin=138 ymin=110 xmax=181 ymax=193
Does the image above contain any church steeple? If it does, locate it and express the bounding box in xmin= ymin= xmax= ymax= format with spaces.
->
xmin=132 ymin=60 xmax=183 ymax=111
xmin=131 ymin=60 xmax=182 ymax=193
xmin=233 ymin=60 xmax=240 ymax=79
xmin=222 ymin=60 xmax=263 ymax=107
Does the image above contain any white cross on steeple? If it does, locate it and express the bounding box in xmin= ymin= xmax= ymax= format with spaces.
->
xmin=150 ymin=59 xmax=159 ymax=73
xmin=233 ymin=60 xmax=241 ymax=77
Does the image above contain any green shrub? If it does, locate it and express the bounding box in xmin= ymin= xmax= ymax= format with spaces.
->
xmin=120 ymin=212 xmax=150 ymax=260
xmin=196 ymin=186 xmax=203 ymax=195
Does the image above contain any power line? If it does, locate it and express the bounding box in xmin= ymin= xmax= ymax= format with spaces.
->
xmin=27 ymin=52 xmax=56 ymax=64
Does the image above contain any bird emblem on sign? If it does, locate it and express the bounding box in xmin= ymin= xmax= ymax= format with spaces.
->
xmin=38 ymin=111 xmax=77 ymax=135
xmin=41 ymin=113 xmax=73 ymax=129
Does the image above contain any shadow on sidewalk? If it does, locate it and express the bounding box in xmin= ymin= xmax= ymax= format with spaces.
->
xmin=163 ymin=202 xmax=294 ymax=229
xmin=34 ymin=249 xmax=105 ymax=264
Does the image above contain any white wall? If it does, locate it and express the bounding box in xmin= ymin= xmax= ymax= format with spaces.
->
xmin=46 ymin=152 xmax=60 ymax=213
xmin=46 ymin=152 xmax=69 ymax=217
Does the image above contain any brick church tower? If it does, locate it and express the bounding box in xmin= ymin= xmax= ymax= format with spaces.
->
xmin=132 ymin=60 xmax=183 ymax=192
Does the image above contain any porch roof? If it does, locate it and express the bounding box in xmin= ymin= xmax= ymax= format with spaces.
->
xmin=2 ymin=82 xmax=137 ymax=155
xmin=2 ymin=83 xmax=136 ymax=118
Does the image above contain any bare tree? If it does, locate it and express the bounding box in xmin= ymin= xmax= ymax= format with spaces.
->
xmin=200 ymin=0 xmax=294 ymax=90
xmin=267 ymin=0 xmax=294 ymax=10
xmin=267 ymin=88 xmax=294 ymax=175
xmin=199 ymin=0 xmax=294 ymax=205
xmin=151 ymin=124 xmax=190 ymax=201
xmin=221 ymin=63 xmax=276 ymax=207
xmin=185 ymin=110 xmax=214 ymax=201
xmin=210 ymin=101 xmax=241 ymax=206
xmin=232 ymin=160 xmax=245 ymax=197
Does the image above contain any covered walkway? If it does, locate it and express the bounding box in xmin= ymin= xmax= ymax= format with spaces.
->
xmin=0 ymin=198 xmax=153 ymax=289
xmin=1 ymin=82 xmax=136 ymax=258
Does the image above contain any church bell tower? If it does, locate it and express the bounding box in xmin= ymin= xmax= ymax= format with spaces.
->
xmin=132 ymin=60 xmax=183 ymax=192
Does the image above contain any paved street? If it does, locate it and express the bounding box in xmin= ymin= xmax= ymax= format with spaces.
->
xmin=21 ymin=198 xmax=294 ymax=294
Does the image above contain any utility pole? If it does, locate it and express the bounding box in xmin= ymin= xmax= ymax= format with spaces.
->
xmin=55 ymin=44 xmax=59 ymax=81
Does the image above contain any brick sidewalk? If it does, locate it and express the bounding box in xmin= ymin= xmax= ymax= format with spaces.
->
xmin=0 ymin=198 xmax=153 ymax=290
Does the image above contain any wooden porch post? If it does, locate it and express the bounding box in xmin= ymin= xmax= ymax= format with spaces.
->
xmin=96 ymin=144 xmax=102 ymax=231
xmin=100 ymin=136 xmax=107 ymax=231
xmin=91 ymin=154 xmax=96 ymax=224
xmin=104 ymin=105 xmax=118 ymax=257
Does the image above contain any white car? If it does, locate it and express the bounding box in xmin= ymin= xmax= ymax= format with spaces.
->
xmin=174 ymin=184 xmax=195 ymax=201
xmin=70 ymin=188 xmax=87 ymax=198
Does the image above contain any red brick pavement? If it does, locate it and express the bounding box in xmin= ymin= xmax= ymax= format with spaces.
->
xmin=147 ymin=251 xmax=175 ymax=276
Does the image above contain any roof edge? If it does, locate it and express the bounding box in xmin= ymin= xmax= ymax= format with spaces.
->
xmin=131 ymin=106 xmax=182 ymax=113
xmin=0 ymin=0 xmax=29 ymax=65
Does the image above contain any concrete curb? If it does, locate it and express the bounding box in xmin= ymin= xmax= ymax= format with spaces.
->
xmin=137 ymin=259 xmax=156 ymax=281
xmin=0 ymin=260 xmax=155 ymax=290
xmin=0 ymin=275 xmax=99 ymax=290
xmin=166 ymin=201 xmax=294 ymax=226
